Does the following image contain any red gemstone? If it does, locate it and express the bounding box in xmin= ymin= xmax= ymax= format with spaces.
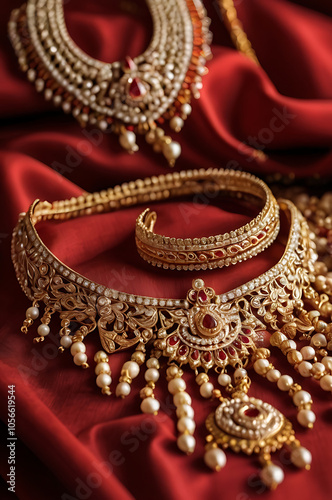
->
xmin=198 ymin=290 xmax=208 ymax=302
xmin=169 ymin=335 xmax=179 ymax=346
xmin=123 ymin=56 xmax=137 ymax=71
xmin=218 ymin=350 xmax=226 ymax=360
xmin=178 ymin=345 xmax=188 ymax=357
xmin=244 ymin=408 xmax=260 ymax=418
xmin=233 ymin=340 xmax=242 ymax=349
xmin=257 ymin=232 xmax=265 ymax=240
xmin=203 ymin=352 xmax=212 ymax=363
xmin=189 ymin=291 xmax=197 ymax=301
xmin=228 ymin=347 xmax=236 ymax=357
xmin=215 ymin=250 xmax=225 ymax=258
xmin=191 ymin=350 xmax=199 ymax=361
xmin=242 ymin=328 xmax=251 ymax=335
xmin=129 ymin=78 xmax=147 ymax=99
xmin=202 ymin=313 xmax=217 ymax=329
xmin=239 ymin=335 xmax=250 ymax=344
xmin=256 ymin=330 xmax=270 ymax=348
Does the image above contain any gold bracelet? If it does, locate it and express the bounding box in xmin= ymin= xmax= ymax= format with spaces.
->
xmin=11 ymin=169 xmax=332 ymax=487
xmin=135 ymin=171 xmax=279 ymax=270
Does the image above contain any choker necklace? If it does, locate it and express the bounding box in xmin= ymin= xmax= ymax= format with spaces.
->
xmin=8 ymin=0 xmax=212 ymax=166
xmin=12 ymin=169 xmax=332 ymax=489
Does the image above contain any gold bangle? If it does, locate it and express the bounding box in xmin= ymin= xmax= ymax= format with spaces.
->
xmin=135 ymin=172 xmax=279 ymax=270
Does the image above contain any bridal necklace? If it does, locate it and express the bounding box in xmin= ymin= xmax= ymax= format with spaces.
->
xmin=8 ymin=0 xmax=212 ymax=166
xmin=12 ymin=169 xmax=332 ymax=489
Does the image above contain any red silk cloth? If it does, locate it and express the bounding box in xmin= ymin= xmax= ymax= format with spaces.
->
xmin=0 ymin=1 xmax=332 ymax=499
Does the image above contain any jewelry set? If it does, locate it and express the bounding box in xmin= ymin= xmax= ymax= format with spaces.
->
xmin=8 ymin=0 xmax=332 ymax=492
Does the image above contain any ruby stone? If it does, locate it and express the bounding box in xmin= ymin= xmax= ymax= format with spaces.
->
xmin=244 ymin=408 xmax=260 ymax=418
xmin=191 ymin=350 xmax=199 ymax=360
xmin=202 ymin=313 xmax=217 ymax=329
xmin=169 ymin=335 xmax=179 ymax=346
xmin=178 ymin=345 xmax=188 ymax=356
xmin=129 ymin=78 xmax=146 ymax=99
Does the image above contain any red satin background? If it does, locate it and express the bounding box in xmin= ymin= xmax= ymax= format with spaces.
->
xmin=1 ymin=1 xmax=332 ymax=499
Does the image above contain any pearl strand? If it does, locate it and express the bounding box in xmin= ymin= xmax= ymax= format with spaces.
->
xmin=94 ymin=351 xmax=112 ymax=395
xmin=115 ymin=342 xmax=146 ymax=398
xmin=167 ymin=365 xmax=196 ymax=454
xmin=140 ymin=356 xmax=161 ymax=414
xmin=70 ymin=338 xmax=89 ymax=368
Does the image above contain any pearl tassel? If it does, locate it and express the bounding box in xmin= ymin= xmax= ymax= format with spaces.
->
xmin=115 ymin=342 xmax=145 ymax=398
xmin=70 ymin=337 xmax=89 ymax=368
xmin=94 ymin=351 xmax=112 ymax=395
xmin=252 ymin=353 xmax=316 ymax=428
xmin=58 ymin=319 xmax=72 ymax=352
xmin=33 ymin=307 xmax=53 ymax=343
xmin=21 ymin=302 xmax=39 ymax=333
xmin=166 ymin=365 xmax=196 ymax=455
xmin=140 ymin=356 xmax=161 ymax=415
xmin=260 ymin=455 xmax=284 ymax=490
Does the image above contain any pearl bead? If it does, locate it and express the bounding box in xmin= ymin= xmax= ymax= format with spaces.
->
xmin=181 ymin=103 xmax=192 ymax=116
xmin=218 ymin=373 xmax=231 ymax=386
xmin=298 ymin=361 xmax=313 ymax=377
xmin=119 ymin=131 xmax=137 ymax=150
xmin=168 ymin=377 xmax=186 ymax=394
xmin=200 ymin=382 xmax=214 ymax=399
xmin=293 ymin=390 xmax=311 ymax=406
xmin=73 ymin=352 xmax=88 ymax=366
xmin=26 ymin=306 xmax=39 ymax=320
xmin=140 ymin=397 xmax=160 ymax=414
xmin=37 ymin=324 xmax=50 ymax=337
xmin=277 ymin=374 xmax=293 ymax=391
xmin=266 ymin=369 xmax=281 ymax=383
xmin=162 ymin=141 xmax=181 ymax=162
xmin=311 ymin=362 xmax=325 ymax=376
xmin=320 ymin=374 xmax=332 ymax=391
xmin=170 ymin=116 xmax=184 ymax=132
xmin=173 ymin=391 xmax=192 ymax=406
xmin=145 ymin=368 xmax=160 ymax=383
xmin=60 ymin=335 xmax=72 ymax=348
xmin=254 ymin=358 xmax=269 ymax=375
xmin=322 ymin=356 xmax=332 ymax=372
xmin=122 ymin=361 xmax=140 ymax=379
xmin=70 ymin=342 xmax=86 ymax=356
xmin=300 ymin=346 xmax=315 ymax=360
xmin=94 ymin=351 xmax=108 ymax=363
xmin=177 ymin=434 xmax=196 ymax=454
xmin=195 ymin=373 xmax=208 ymax=385
xmin=146 ymin=357 xmax=159 ymax=369
xmin=204 ymin=448 xmax=227 ymax=471
xmin=288 ymin=340 xmax=297 ymax=350
xmin=234 ymin=368 xmax=247 ymax=381
xmin=291 ymin=447 xmax=312 ymax=469
xmin=115 ymin=381 xmax=131 ymax=397
xmin=96 ymin=373 xmax=112 ymax=388
xmin=311 ymin=333 xmax=327 ymax=348
xmin=95 ymin=362 xmax=111 ymax=375
xmin=260 ymin=464 xmax=284 ymax=489
xmin=176 ymin=404 xmax=194 ymax=419
xmin=177 ymin=417 xmax=196 ymax=434
xmin=297 ymin=409 xmax=316 ymax=427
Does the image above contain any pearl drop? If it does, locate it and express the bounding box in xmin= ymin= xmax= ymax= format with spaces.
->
xmin=177 ymin=433 xmax=196 ymax=454
xmin=311 ymin=333 xmax=327 ymax=348
xmin=122 ymin=361 xmax=140 ymax=379
xmin=218 ymin=373 xmax=231 ymax=386
xmin=254 ymin=358 xmax=269 ymax=375
xmin=70 ymin=342 xmax=86 ymax=356
xmin=293 ymin=390 xmax=312 ymax=406
xmin=200 ymin=382 xmax=214 ymax=399
xmin=298 ymin=361 xmax=313 ymax=377
xmin=60 ymin=335 xmax=72 ymax=348
xmin=170 ymin=116 xmax=184 ymax=132
xmin=115 ymin=381 xmax=131 ymax=397
xmin=176 ymin=404 xmax=194 ymax=419
xmin=73 ymin=352 xmax=88 ymax=366
xmin=162 ymin=141 xmax=181 ymax=162
xmin=297 ymin=409 xmax=316 ymax=427
xmin=291 ymin=447 xmax=312 ymax=468
xmin=322 ymin=356 xmax=332 ymax=372
xmin=96 ymin=373 xmax=112 ymax=388
xmin=168 ymin=377 xmax=186 ymax=394
xmin=261 ymin=464 xmax=284 ymax=488
xmin=173 ymin=391 xmax=192 ymax=406
xmin=95 ymin=362 xmax=111 ymax=375
xmin=234 ymin=368 xmax=247 ymax=381
xmin=146 ymin=357 xmax=159 ymax=369
xmin=145 ymin=368 xmax=160 ymax=383
xmin=94 ymin=351 xmax=108 ymax=363
xmin=140 ymin=397 xmax=160 ymax=414
xmin=181 ymin=103 xmax=192 ymax=116
xmin=320 ymin=374 xmax=332 ymax=391
xmin=195 ymin=373 xmax=208 ymax=385
xmin=119 ymin=131 xmax=137 ymax=150
xmin=266 ymin=369 xmax=281 ymax=383
xmin=37 ymin=324 xmax=50 ymax=337
xmin=300 ymin=346 xmax=315 ymax=360
xmin=204 ymin=448 xmax=227 ymax=471
xmin=177 ymin=417 xmax=196 ymax=434
xmin=277 ymin=374 xmax=293 ymax=391
xmin=26 ymin=306 xmax=39 ymax=320
xmin=311 ymin=362 xmax=325 ymax=376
